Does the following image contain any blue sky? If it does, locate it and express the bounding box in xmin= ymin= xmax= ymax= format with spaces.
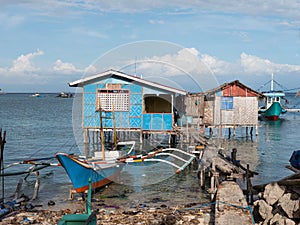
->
xmin=1 ymin=1 xmax=300 ymax=92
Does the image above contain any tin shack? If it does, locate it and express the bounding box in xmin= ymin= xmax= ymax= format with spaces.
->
xmin=182 ymin=80 xmax=262 ymax=137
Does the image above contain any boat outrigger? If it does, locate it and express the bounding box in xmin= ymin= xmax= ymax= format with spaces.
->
xmin=118 ymin=147 xmax=196 ymax=174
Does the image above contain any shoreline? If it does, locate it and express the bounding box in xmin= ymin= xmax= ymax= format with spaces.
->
xmin=2 ymin=199 xmax=214 ymax=225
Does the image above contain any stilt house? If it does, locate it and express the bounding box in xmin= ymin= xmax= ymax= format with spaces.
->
xmin=181 ymin=80 xmax=262 ymax=134
xmin=202 ymin=80 xmax=262 ymax=129
xmin=69 ymin=69 xmax=187 ymax=142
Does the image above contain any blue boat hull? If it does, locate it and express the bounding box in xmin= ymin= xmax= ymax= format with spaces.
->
xmin=289 ymin=150 xmax=300 ymax=170
xmin=56 ymin=153 xmax=124 ymax=193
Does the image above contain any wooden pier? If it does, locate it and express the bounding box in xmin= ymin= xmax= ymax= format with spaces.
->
xmin=215 ymin=181 xmax=254 ymax=225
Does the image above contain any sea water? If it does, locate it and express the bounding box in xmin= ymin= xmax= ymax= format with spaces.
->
xmin=0 ymin=93 xmax=299 ymax=208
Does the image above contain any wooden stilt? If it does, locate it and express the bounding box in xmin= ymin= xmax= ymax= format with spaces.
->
xmin=14 ymin=178 xmax=23 ymax=200
xmin=32 ymin=171 xmax=40 ymax=200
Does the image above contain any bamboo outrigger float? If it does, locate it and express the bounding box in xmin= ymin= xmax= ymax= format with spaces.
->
xmin=118 ymin=147 xmax=196 ymax=174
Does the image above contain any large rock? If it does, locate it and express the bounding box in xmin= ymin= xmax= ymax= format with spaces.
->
xmin=263 ymin=182 xmax=285 ymax=205
xmin=269 ymin=213 xmax=295 ymax=225
xmin=254 ymin=199 xmax=273 ymax=220
xmin=278 ymin=192 xmax=300 ymax=219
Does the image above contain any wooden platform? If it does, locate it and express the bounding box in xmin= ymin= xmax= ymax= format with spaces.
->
xmin=215 ymin=181 xmax=253 ymax=225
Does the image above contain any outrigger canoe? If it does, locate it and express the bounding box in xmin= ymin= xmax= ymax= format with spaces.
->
xmin=56 ymin=141 xmax=135 ymax=193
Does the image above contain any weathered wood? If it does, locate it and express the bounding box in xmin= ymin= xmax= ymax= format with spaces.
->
xmin=14 ymin=178 xmax=23 ymax=200
xmin=213 ymin=155 xmax=239 ymax=174
xmin=0 ymin=129 xmax=6 ymax=202
xmin=215 ymin=181 xmax=253 ymax=225
xmin=285 ymin=165 xmax=300 ymax=173
xmin=32 ymin=172 xmax=40 ymax=200
xmin=253 ymin=172 xmax=300 ymax=192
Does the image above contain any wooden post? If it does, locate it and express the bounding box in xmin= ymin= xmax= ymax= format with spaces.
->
xmin=246 ymin=164 xmax=254 ymax=204
xmin=32 ymin=171 xmax=40 ymax=200
xmin=84 ymin=128 xmax=90 ymax=144
xmin=228 ymin=128 xmax=231 ymax=139
xmin=199 ymin=169 xmax=205 ymax=189
xmin=231 ymin=148 xmax=237 ymax=164
xmin=0 ymin=129 xmax=6 ymax=203
xmin=14 ymin=178 xmax=23 ymax=200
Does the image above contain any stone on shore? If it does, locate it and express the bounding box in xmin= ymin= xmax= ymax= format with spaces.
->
xmin=253 ymin=181 xmax=300 ymax=224
xmin=263 ymin=182 xmax=285 ymax=205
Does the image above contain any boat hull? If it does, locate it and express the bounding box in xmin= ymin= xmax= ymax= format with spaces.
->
xmin=259 ymin=102 xmax=283 ymax=121
xmin=56 ymin=153 xmax=124 ymax=193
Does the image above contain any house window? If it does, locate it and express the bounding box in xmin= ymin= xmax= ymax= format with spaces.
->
xmin=221 ymin=97 xmax=233 ymax=110
xmin=97 ymin=89 xmax=129 ymax=111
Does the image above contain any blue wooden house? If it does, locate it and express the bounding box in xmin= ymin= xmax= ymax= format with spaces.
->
xmin=69 ymin=69 xmax=186 ymax=143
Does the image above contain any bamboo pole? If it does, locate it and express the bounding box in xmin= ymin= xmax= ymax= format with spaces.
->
xmin=98 ymin=101 xmax=105 ymax=160
xmin=0 ymin=129 xmax=6 ymax=202
xmin=112 ymin=104 xmax=117 ymax=148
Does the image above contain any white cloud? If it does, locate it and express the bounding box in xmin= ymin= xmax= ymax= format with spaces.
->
xmin=9 ymin=49 xmax=44 ymax=73
xmin=53 ymin=59 xmax=80 ymax=74
xmin=200 ymin=52 xmax=300 ymax=77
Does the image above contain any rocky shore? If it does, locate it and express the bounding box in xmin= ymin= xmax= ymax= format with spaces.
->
xmin=1 ymin=202 xmax=213 ymax=225
xmin=253 ymin=182 xmax=300 ymax=225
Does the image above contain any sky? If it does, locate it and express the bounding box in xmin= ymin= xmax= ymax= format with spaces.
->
xmin=1 ymin=1 xmax=300 ymax=93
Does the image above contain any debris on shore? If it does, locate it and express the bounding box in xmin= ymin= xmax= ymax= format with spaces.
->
xmin=1 ymin=203 xmax=213 ymax=225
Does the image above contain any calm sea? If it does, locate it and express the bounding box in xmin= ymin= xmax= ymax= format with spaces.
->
xmin=0 ymin=93 xmax=299 ymax=209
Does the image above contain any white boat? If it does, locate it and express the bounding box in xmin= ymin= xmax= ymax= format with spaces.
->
xmin=258 ymin=74 xmax=287 ymax=120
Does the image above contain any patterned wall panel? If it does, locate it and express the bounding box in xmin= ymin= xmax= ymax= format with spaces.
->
xmin=130 ymin=93 xmax=143 ymax=104
xmin=130 ymin=117 xmax=141 ymax=128
xmin=121 ymin=112 xmax=129 ymax=128
xmin=130 ymin=105 xmax=142 ymax=117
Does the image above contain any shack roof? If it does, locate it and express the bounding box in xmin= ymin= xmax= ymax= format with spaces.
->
xmin=204 ymin=80 xmax=263 ymax=97
xmin=69 ymin=69 xmax=187 ymax=95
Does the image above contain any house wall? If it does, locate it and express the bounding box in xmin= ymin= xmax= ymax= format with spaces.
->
xmin=184 ymin=94 xmax=205 ymax=117
xmin=211 ymin=96 xmax=258 ymax=126
xmin=82 ymin=78 xmax=175 ymax=131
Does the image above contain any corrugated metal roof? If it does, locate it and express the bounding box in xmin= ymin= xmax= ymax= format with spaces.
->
xmin=69 ymin=69 xmax=187 ymax=95
xmin=204 ymin=80 xmax=263 ymax=97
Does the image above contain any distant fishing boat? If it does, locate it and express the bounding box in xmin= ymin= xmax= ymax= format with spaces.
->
xmin=31 ymin=93 xmax=44 ymax=98
xmin=258 ymin=74 xmax=287 ymax=120
xmin=0 ymin=89 xmax=5 ymax=95
xmin=56 ymin=141 xmax=136 ymax=193
xmin=56 ymin=92 xmax=73 ymax=98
